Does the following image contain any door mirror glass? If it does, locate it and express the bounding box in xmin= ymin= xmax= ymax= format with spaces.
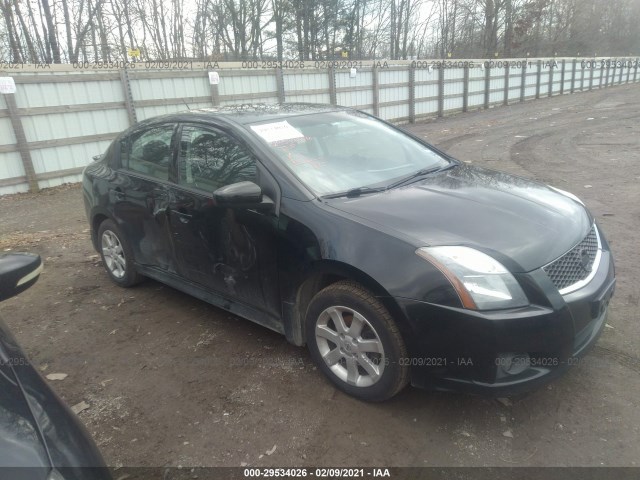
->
xmin=0 ymin=253 xmax=43 ymax=302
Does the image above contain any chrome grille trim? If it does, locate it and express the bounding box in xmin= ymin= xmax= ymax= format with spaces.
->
xmin=543 ymin=225 xmax=602 ymax=295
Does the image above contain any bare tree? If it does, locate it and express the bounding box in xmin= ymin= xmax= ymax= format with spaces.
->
xmin=271 ymin=0 xmax=290 ymax=61
xmin=39 ymin=0 xmax=62 ymax=62
xmin=1 ymin=0 xmax=639 ymax=63
xmin=1 ymin=0 xmax=24 ymax=62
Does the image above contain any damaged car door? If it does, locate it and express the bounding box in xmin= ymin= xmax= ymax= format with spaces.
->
xmin=167 ymin=123 xmax=278 ymax=314
xmin=114 ymin=123 xmax=178 ymax=273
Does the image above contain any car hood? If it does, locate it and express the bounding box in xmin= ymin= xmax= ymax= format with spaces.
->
xmin=0 ymin=318 xmax=110 ymax=478
xmin=0 ymin=338 xmax=50 ymax=474
xmin=327 ymin=164 xmax=592 ymax=272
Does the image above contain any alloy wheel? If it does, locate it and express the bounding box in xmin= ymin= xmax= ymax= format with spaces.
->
xmin=101 ymin=230 xmax=126 ymax=279
xmin=315 ymin=305 xmax=386 ymax=387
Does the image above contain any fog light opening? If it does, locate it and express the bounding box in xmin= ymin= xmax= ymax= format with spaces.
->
xmin=498 ymin=352 xmax=530 ymax=376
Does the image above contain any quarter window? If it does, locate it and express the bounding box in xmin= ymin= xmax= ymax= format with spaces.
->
xmin=178 ymin=126 xmax=257 ymax=191
xmin=122 ymin=125 xmax=175 ymax=180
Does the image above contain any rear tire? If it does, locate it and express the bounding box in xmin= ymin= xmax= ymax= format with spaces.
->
xmin=305 ymin=281 xmax=409 ymax=401
xmin=97 ymin=219 xmax=143 ymax=287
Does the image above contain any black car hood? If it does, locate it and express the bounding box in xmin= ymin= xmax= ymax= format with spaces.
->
xmin=327 ymin=165 xmax=592 ymax=272
xmin=0 ymin=318 xmax=111 ymax=479
xmin=0 ymin=335 xmax=50 ymax=475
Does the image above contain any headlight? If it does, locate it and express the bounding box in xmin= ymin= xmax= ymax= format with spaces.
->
xmin=416 ymin=246 xmax=528 ymax=310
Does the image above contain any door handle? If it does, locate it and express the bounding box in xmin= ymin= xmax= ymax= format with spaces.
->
xmin=171 ymin=207 xmax=192 ymax=224
xmin=177 ymin=209 xmax=192 ymax=223
xmin=153 ymin=205 xmax=168 ymax=220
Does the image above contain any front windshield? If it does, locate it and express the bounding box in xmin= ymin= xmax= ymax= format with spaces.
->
xmin=249 ymin=111 xmax=450 ymax=196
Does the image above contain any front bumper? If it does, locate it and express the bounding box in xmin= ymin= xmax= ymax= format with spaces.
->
xmin=395 ymin=248 xmax=615 ymax=396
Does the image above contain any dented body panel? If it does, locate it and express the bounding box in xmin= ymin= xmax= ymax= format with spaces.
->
xmin=82 ymin=104 xmax=615 ymax=394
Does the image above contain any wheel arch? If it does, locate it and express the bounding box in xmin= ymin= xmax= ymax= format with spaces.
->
xmin=90 ymin=209 xmax=111 ymax=251
xmin=283 ymin=260 xmax=408 ymax=347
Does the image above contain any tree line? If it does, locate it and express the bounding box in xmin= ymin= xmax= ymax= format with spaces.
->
xmin=1 ymin=0 xmax=639 ymax=64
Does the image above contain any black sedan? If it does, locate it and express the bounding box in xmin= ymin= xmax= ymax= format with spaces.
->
xmin=82 ymin=104 xmax=615 ymax=401
xmin=0 ymin=253 xmax=111 ymax=479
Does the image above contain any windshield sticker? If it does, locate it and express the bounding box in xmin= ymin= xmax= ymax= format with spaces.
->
xmin=250 ymin=121 xmax=304 ymax=143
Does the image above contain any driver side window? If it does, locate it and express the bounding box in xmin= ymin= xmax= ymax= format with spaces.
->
xmin=178 ymin=125 xmax=257 ymax=192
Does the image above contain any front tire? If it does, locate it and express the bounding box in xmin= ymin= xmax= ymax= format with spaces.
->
xmin=97 ymin=219 xmax=142 ymax=287
xmin=305 ymin=281 xmax=409 ymax=401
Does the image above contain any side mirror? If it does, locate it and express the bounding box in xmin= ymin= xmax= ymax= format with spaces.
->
xmin=214 ymin=181 xmax=262 ymax=204
xmin=213 ymin=181 xmax=274 ymax=211
xmin=0 ymin=253 xmax=43 ymax=302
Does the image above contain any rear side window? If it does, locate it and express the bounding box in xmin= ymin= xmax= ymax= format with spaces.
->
xmin=121 ymin=125 xmax=175 ymax=180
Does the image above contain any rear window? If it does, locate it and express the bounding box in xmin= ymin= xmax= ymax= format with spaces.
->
xmin=120 ymin=125 xmax=175 ymax=180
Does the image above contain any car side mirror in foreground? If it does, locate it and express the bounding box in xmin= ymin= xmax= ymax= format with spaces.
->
xmin=213 ymin=181 xmax=274 ymax=211
xmin=0 ymin=253 xmax=43 ymax=302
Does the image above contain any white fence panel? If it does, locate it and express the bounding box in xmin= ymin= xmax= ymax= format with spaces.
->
xmin=0 ymin=117 xmax=16 ymax=146
xmin=508 ymin=67 xmax=523 ymax=101
xmin=1 ymin=57 xmax=637 ymax=194
xmin=379 ymin=104 xmax=409 ymax=122
xmin=0 ymin=153 xmax=26 ymax=195
xmin=21 ymin=109 xmax=126 ymax=144
xmin=443 ymin=69 xmax=464 ymax=112
xmin=283 ymin=71 xmax=330 ymax=104
xmin=414 ymin=99 xmax=438 ymax=116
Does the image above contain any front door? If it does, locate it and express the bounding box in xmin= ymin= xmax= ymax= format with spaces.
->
xmin=167 ymin=124 xmax=279 ymax=314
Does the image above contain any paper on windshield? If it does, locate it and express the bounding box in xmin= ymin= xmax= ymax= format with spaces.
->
xmin=250 ymin=121 xmax=304 ymax=143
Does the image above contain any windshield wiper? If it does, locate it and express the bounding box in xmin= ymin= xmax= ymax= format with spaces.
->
xmin=386 ymin=163 xmax=454 ymax=190
xmin=322 ymin=186 xmax=387 ymax=199
xmin=321 ymin=163 xmax=456 ymax=199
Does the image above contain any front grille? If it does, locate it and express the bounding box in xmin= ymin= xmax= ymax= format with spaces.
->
xmin=543 ymin=225 xmax=599 ymax=292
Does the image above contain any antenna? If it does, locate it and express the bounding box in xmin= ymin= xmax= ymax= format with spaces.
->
xmin=183 ymin=99 xmax=191 ymax=111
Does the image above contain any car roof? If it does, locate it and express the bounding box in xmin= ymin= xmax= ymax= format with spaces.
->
xmin=137 ymin=103 xmax=351 ymax=128
xmin=193 ymin=103 xmax=350 ymax=124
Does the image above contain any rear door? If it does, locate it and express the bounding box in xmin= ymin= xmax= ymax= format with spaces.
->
xmin=111 ymin=123 xmax=178 ymax=272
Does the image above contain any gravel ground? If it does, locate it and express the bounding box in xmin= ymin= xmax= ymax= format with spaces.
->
xmin=0 ymin=84 xmax=639 ymax=469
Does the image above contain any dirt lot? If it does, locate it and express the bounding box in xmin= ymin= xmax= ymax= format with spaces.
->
xmin=1 ymin=84 xmax=639 ymax=470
